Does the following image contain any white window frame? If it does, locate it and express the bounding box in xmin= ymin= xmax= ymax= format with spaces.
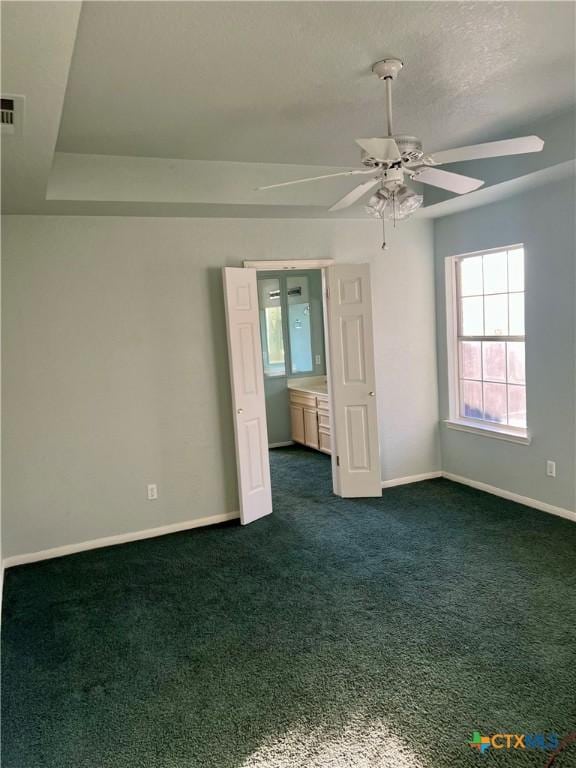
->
xmin=444 ymin=244 xmax=531 ymax=445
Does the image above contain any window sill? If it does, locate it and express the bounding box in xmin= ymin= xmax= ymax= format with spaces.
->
xmin=444 ymin=419 xmax=531 ymax=445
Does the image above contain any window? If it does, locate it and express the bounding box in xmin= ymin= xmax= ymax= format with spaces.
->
xmin=265 ymin=306 xmax=285 ymax=366
xmin=258 ymin=278 xmax=286 ymax=376
xmin=447 ymin=245 xmax=527 ymax=438
xmin=257 ymin=272 xmax=324 ymax=378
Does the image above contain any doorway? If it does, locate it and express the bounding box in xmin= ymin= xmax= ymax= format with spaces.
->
xmin=223 ymin=260 xmax=382 ymax=526
xmin=256 ymin=269 xmax=333 ymax=500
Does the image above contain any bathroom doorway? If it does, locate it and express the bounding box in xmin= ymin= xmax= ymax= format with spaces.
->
xmin=223 ymin=260 xmax=382 ymax=525
xmin=257 ymin=270 xmax=329 ymax=444
xmin=256 ymin=269 xmax=333 ymax=501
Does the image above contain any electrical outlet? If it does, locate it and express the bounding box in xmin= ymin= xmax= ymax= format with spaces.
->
xmin=147 ymin=483 xmax=158 ymax=500
xmin=546 ymin=461 xmax=556 ymax=478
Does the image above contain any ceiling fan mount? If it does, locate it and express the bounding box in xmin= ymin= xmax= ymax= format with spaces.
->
xmin=371 ymin=58 xmax=404 ymax=81
xmin=256 ymin=57 xmax=545 ymax=217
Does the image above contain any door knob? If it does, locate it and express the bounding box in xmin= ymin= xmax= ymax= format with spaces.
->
xmin=369 ymin=391 xmax=375 ymax=397
xmin=237 ymin=408 xmax=244 ymax=414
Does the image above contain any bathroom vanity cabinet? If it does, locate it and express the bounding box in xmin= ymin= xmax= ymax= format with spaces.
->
xmin=288 ymin=381 xmax=331 ymax=455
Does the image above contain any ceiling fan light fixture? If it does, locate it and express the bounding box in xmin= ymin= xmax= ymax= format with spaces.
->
xmin=365 ymin=184 xmax=423 ymax=220
xmin=391 ymin=184 xmax=423 ymax=219
xmin=365 ymin=188 xmax=390 ymax=218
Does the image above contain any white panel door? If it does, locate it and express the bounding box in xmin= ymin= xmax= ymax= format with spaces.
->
xmin=223 ymin=268 xmax=272 ymax=524
xmin=326 ymin=264 xmax=381 ymax=497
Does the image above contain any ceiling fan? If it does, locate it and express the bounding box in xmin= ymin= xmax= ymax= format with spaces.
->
xmin=257 ymin=58 xmax=545 ymax=223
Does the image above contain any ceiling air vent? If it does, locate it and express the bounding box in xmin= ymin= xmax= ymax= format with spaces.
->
xmin=1 ymin=95 xmax=24 ymax=135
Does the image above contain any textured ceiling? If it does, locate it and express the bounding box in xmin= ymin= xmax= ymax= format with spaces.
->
xmin=58 ymin=1 xmax=576 ymax=167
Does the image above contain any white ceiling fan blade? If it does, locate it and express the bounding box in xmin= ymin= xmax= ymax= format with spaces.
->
xmin=329 ymin=177 xmax=381 ymax=212
xmin=257 ymin=169 xmax=375 ymax=191
xmin=411 ymin=167 xmax=484 ymax=194
xmin=355 ymin=138 xmax=401 ymax=163
xmin=427 ymin=135 xmax=544 ymax=165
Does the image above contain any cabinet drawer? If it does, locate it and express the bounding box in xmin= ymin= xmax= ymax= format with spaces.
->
xmin=316 ymin=394 xmax=329 ymax=409
xmin=318 ymin=411 xmax=331 ymax=429
xmin=318 ymin=428 xmax=332 ymax=454
xmin=289 ymin=390 xmax=317 ymax=409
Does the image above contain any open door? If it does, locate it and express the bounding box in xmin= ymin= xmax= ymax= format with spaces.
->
xmin=223 ymin=268 xmax=272 ymax=524
xmin=326 ymin=263 xmax=382 ymax=497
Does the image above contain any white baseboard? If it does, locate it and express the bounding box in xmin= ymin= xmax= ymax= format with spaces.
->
xmin=443 ymin=472 xmax=576 ymax=523
xmin=269 ymin=441 xmax=294 ymax=449
xmin=3 ymin=511 xmax=240 ymax=569
xmin=381 ymin=471 xmax=442 ymax=489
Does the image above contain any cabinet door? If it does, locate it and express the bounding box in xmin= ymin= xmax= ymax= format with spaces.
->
xmin=303 ymin=407 xmax=319 ymax=449
xmin=290 ymin=404 xmax=305 ymax=444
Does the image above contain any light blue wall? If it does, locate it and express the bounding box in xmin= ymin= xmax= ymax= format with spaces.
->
xmin=434 ymin=175 xmax=576 ymax=511
xmin=263 ymin=377 xmax=292 ymax=445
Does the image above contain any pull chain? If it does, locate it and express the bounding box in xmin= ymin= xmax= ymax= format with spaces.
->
xmin=380 ymin=171 xmax=388 ymax=250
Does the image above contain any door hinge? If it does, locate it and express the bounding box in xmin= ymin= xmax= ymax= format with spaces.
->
xmin=325 ymin=287 xmax=330 ymax=300
xmin=336 ymin=455 xmax=340 ymax=466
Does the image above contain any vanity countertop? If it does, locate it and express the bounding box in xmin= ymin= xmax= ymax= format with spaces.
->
xmin=287 ymin=377 xmax=328 ymax=396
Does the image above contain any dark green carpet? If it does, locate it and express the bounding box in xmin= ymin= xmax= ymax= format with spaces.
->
xmin=2 ymin=446 xmax=575 ymax=767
